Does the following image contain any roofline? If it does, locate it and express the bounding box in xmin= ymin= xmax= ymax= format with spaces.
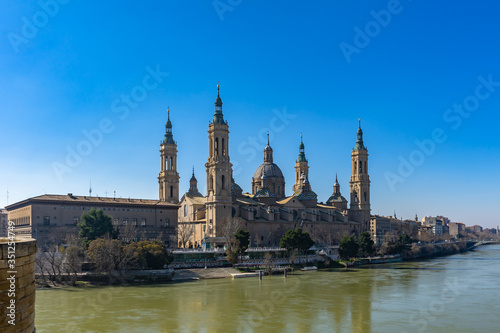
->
xmin=5 ymin=194 xmax=179 ymax=211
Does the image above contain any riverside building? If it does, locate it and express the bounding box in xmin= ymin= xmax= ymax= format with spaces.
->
xmin=177 ymin=86 xmax=371 ymax=248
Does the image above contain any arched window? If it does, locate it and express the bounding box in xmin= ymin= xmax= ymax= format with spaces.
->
xmin=359 ymin=161 xmax=363 ymax=174
xmin=215 ymin=138 xmax=219 ymax=155
xmin=184 ymin=205 xmax=187 ymax=217
xmin=170 ymin=157 xmax=173 ymax=170
xmin=221 ymin=175 xmax=225 ymax=189
xmin=364 ymin=192 xmax=367 ymax=202
xmin=209 ymin=175 xmax=213 ymax=190
xmin=170 ymin=186 xmax=173 ymax=198
xmin=222 ymin=138 xmax=225 ymax=155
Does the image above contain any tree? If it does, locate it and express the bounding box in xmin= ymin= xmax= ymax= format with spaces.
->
xmin=118 ymin=222 xmax=137 ymax=244
xmin=177 ymin=223 xmax=195 ymax=248
xmin=279 ymin=228 xmax=314 ymax=263
xmin=296 ymin=229 xmax=314 ymax=258
xmin=219 ymin=217 xmax=244 ymax=250
xmin=129 ymin=240 xmax=173 ymax=269
xmin=338 ymin=235 xmax=359 ymax=260
xmin=380 ymin=232 xmax=412 ymax=257
xmin=280 ymin=229 xmax=299 ymax=253
xmin=234 ymin=229 xmax=250 ymax=261
xmin=63 ymin=233 xmax=85 ymax=285
xmin=226 ymin=249 xmax=238 ymax=265
xmin=77 ymin=209 xmax=117 ymax=247
xmin=87 ymin=238 xmax=123 ymax=281
xmin=359 ymin=232 xmax=375 ymax=257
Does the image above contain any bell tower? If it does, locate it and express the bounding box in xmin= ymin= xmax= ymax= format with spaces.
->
xmin=158 ymin=109 xmax=180 ymax=203
xmin=292 ymin=134 xmax=309 ymax=193
xmin=349 ymin=119 xmax=370 ymax=231
xmin=205 ymin=85 xmax=233 ymax=236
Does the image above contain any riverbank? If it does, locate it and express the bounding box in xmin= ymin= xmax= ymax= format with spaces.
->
xmin=36 ymin=241 xmax=499 ymax=288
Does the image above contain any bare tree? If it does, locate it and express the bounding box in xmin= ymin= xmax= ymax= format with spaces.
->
xmin=35 ymin=250 xmax=49 ymax=286
xmin=264 ymin=252 xmax=274 ymax=275
xmin=63 ymin=233 xmax=85 ymax=285
xmin=310 ymin=224 xmax=335 ymax=247
xmin=177 ymin=223 xmax=195 ymax=248
xmin=218 ymin=217 xmax=244 ymax=250
xmin=119 ymin=223 xmax=137 ymax=243
xmin=45 ymin=244 xmax=65 ymax=285
xmin=271 ymin=224 xmax=287 ymax=247
xmin=87 ymin=237 xmax=123 ymax=283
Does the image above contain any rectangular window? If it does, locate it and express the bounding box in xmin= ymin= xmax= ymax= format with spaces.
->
xmin=73 ymin=217 xmax=79 ymax=224
xmin=113 ymin=218 xmax=119 ymax=226
xmin=123 ymin=218 xmax=128 ymax=225
xmin=43 ymin=216 xmax=50 ymax=225
xmin=141 ymin=218 xmax=146 ymax=227
xmin=132 ymin=218 xmax=137 ymax=225
xmin=165 ymin=218 xmax=170 ymax=227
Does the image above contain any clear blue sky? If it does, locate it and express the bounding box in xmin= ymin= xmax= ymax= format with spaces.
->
xmin=1 ymin=0 xmax=499 ymax=228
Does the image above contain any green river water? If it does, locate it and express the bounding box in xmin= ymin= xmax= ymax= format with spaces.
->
xmin=35 ymin=245 xmax=500 ymax=332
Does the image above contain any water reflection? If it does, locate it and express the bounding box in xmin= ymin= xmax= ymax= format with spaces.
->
xmin=36 ymin=245 xmax=500 ymax=333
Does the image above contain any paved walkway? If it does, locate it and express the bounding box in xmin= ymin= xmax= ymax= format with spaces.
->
xmin=172 ymin=267 xmax=240 ymax=281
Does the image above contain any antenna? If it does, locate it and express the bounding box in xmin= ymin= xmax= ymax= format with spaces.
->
xmin=89 ymin=179 xmax=93 ymax=197
xmin=114 ymin=191 xmax=116 ymax=199
xmin=6 ymin=189 xmax=9 ymax=205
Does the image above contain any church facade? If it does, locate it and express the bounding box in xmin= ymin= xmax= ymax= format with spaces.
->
xmin=167 ymin=86 xmax=371 ymax=248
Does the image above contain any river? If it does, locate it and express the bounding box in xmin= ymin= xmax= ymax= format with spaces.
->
xmin=35 ymin=244 xmax=500 ymax=332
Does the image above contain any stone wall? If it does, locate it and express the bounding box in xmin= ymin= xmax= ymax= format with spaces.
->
xmin=0 ymin=237 xmax=37 ymax=333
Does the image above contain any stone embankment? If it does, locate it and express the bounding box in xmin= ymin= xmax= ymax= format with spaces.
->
xmin=0 ymin=237 xmax=37 ymax=333
xmin=408 ymin=241 xmax=475 ymax=260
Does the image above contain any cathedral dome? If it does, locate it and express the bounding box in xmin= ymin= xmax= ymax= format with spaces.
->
xmin=253 ymin=162 xmax=284 ymax=179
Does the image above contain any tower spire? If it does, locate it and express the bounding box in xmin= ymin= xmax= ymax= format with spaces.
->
xmin=163 ymin=108 xmax=175 ymax=144
xmin=297 ymin=133 xmax=306 ymax=162
xmin=354 ymin=118 xmax=366 ymax=151
xmin=333 ymin=173 xmax=341 ymax=196
xmin=159 ymin=107 xmax=179 ymax=203
xmin=263 ymin=131 xmax=273 ymax=163
xmin=213 ymin=83 xmax=224 ymax=124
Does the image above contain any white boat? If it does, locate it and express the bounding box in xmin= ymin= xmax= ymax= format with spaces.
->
xmin=300 ymin=266 xmax=318 ymax=271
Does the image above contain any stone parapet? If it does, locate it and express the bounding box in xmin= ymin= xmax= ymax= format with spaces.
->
xmin=0 ymin=237 xmax=37 ymax=333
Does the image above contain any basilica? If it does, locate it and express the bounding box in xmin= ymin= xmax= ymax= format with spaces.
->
xmin=159 ymin=86 xmax=371 ymax=248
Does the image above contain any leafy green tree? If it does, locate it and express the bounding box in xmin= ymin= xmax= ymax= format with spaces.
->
xmin=234 ymin=229 xmax=250 ymax=261
xmin=280 ymin=228 xmax=315 ymax=263
xmin=127 ymin=240 xmax=173 ymax=269
xmin=338 ymin=235 xmax=359 ymax=260
xmin=77 ymin=209 xmax=117 ymax=247
xmin=280 ymin=229 xmax=299 ymax=252
xmin=359 ymin=232 xmax=375 ymax=257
